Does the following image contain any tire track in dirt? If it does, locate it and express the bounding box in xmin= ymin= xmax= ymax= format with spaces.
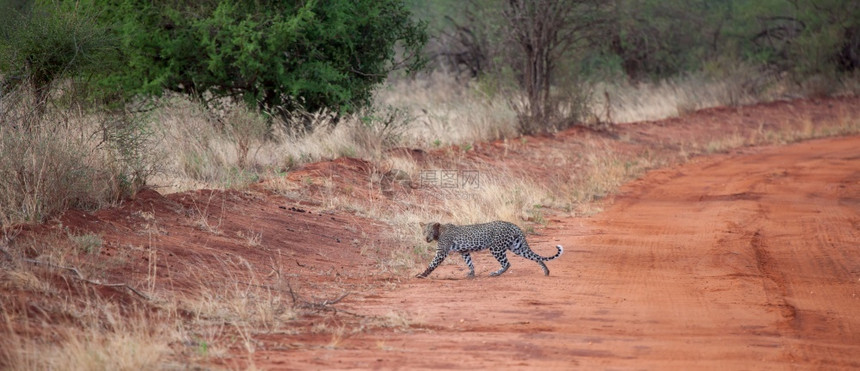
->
xmin=749 ymin=229 xmax=799 ymax=332
xmin=570 ymin=136 xmax=860 ymax=368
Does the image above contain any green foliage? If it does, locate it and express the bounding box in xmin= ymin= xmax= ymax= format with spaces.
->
xmin=731 ymin=0 xmax=858 ymax=78
xmin=607 ymin=0 xmax=729 ymax=79
xmin=103 ymin=112 xmax=157 ymax=196
xmin=423 ymin=0 xmax=858 ymax=84
xmin=84 ymin=0 xmax=427 ymax=115
xmin=69 ymin=232 xmax=104 ymax=254
xmin=0 ymin=2 xmax=116 ymax=113
xmin=600 ymin=0 xmax=859 ymax=80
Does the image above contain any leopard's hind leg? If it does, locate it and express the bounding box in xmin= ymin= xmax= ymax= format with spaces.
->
xmin=510 ymin=238 xmax=550 ymax=276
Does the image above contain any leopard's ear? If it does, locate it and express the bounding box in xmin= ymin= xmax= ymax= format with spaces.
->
xmin=432 ymin=222 xmax=441 ymax=239
xmin=419 ymin=222 xmax=427 ymax=228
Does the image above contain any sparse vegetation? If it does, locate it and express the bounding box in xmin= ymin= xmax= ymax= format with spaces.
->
xmin=69 ymin=232 xmax=103 ymax=254
xmin=0 ymin=106 xmax=153 ymax=226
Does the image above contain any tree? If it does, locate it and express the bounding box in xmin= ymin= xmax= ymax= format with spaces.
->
xmin=86 ymin=0 xmax=427 ymax=117
xmin=605 ymin=0 xmax=729 ymax=80
xmin=502 ymin=0 xmax=604 ymax=133
xmin=0 ymin=2 xmax=115 ymax=118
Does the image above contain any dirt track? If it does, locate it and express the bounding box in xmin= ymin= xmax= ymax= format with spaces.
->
xmin=257 ymin=136 xmax=860 ymax=369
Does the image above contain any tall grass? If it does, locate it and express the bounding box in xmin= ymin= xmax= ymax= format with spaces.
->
xmin=147 ymin=74 xmax=518 ymax=193
xmin=3 ymin=64 xmax=854 ymax=207
xmin=0 ymin=97 xmax=152 ymax=227
xmin=0 ymin=313 xmax=174 ymax=371
xmin=376 ymin=72 xmax=519 ymax=145
xmin=145 ymin=67 xmax=853 ymax=195
xmin=149 ymin=96 xmax=421 ymax=193
xmin=147 ymin=97 xmax=262 ymax=192
xmin=590 ymin=65 xmax=779 ymax=124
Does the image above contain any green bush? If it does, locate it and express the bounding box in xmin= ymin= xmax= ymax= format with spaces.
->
xmin=85 ymin=0 xmax=427 ymax=116
xmin=0 ymin=2 xmax=116 ymax=115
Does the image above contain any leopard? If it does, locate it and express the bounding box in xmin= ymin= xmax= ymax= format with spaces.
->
xmin=416 ymin=221 xmax=563 ymax=278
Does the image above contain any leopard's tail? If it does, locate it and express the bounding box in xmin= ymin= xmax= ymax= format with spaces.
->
xmin=516 ymin=239 xmax=563 ymax=261
xmin=541 ymin=245 xmax=564 ymax=261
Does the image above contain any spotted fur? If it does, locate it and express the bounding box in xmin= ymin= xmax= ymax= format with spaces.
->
xmin=416 ymin=221 xmax=563 ymax=278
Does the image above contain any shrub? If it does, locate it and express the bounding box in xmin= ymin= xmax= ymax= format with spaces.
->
xmin=85 ymin=0 xmax=427 ymax=117
xmin=0 ymin=2 xmax=116 ymax=117
xmin=0 ymin=102 xmax=153 ymax=227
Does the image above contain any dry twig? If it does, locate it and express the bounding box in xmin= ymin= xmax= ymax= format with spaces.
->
xmin=22 ymin=258 xmax=152 ymax=301
xmin=286 ymin=282 xmax=358 ymax=316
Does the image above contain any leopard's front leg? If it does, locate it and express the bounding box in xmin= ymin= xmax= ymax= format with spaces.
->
xmin=460 ymin=252 xmax=475 ymax=278
xmin=416 ymin=249 xmax=449 ymax=278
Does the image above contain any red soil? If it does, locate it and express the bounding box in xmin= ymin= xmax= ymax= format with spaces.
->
xmin=3 ymin=97 xmax=859 ymax=369
xmin=247 ymin=135 xmax=860 ymax=370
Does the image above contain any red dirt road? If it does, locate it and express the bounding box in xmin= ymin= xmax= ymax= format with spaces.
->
xmin=258 ymin=136 xmax=860 ymax=369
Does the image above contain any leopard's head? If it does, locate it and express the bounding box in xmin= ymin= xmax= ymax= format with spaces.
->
xmin=420 ymin=222 xmax=441 ymax=243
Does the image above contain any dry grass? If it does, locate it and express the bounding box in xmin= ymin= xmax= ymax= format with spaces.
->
xmin=181 ymin=255 xmax=297 ymax=333
xmin=0 ymin=228 xmax=311 ymax=369
xmin=150 ymin=96 xmax=419 ymax=193
xmin=144 ymin=73 xmax=517 ymax=194
xmin=0 ymin=237 xmax=179 ymax=370
xmin=1 ymin=307 xmax=175 ymax=371
xmin=1 ymin=235 xmax=150 ymax=369
xmin=591 ymin=67 xmax=860 ymax=126
xmin=0 ymin=111 xmax=146 ymax=227
xmin=694 ymin=107 xmax=860 ymax=155
xmin=561 ymin=143 xmax=664 ymax=212
xmin=139 ymin=68 xmax=857 ymax=198
xmin=145 ymin=73 xmax=516 ymax=195
xmin=592 ymin=67 xmax=776 ymax=124
xmin=759 ymin=108 xmax=860 ymax=144
xmin=0 ymin=306 xmax=169 ymax=370
xmin=376 ymin=72 xmax=519 ymax=145
xmin=2 ymin=68 xmax=851 ymax=207
xmin=265 ymin=108 xmax=409 ymax=166
xmin=147 ymin=97 xmax=262 ymax=193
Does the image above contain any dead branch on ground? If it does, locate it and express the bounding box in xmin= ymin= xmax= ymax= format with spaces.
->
xmin=21 ymin=258 xmax=152 ymax=301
